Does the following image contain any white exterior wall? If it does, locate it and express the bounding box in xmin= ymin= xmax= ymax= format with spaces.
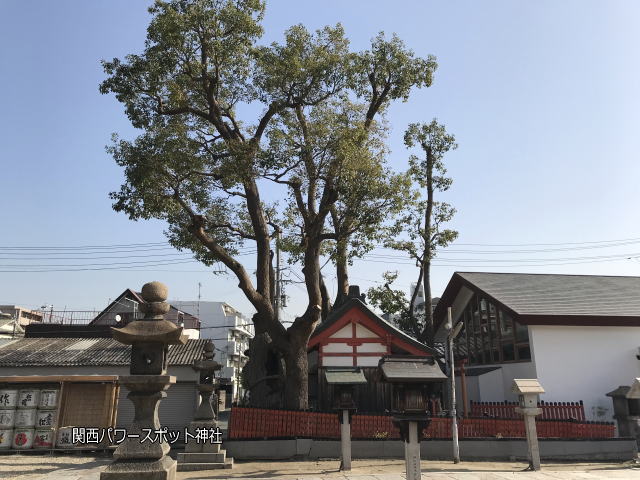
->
xmin=170 ymin=300 xmax=253 ymax=403
xmin=529 ymin=325 xmax=640 ymax=422
xmin=320 ymin=322 xmax=388 ymax=368
xmin=478 ymin=369 xmax=505 ymax=402
xmin=455 ymin=361 xmax=536 ymax=411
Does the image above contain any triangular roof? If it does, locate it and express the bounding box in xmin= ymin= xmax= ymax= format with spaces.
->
xmin=434 ymin=271 xmax=640 ymax=330
xmin=309 ymin=298 xmax=436 ymax=356
xmin=91 ymin=289 xmax=199 ymax=329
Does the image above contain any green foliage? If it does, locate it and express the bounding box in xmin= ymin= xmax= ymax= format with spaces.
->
xmin=100 ymin=0 xmax=440 ymax=406
xmin=388 ymin=120 xmax=459 ymax=261
xmin=366 ymin=271 xmax=421 ymax=338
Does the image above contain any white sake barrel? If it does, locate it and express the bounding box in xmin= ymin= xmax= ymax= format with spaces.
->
xmin=17 ymin=390 xmax=39 ymax=409
xmin=0 ymin=389 xmax=18 ymax=408
xmin=33 ymin=429 xmax=54 ymax=449
xmin=14 ymin=409 xmax=36 ymax=427
xmin=35 ymin=410 xmax=55 ymax=428
xmin=0 ymin=410 xmax=15 ymax=428
xmin=0 ymin=429 xmax=12 ymax=449
xmin=38 ymin=390 xmax=59 ymax=410
xmin=12 ymin=428 xmax=34 ymax=449
xmin=56 ymin=426 xmax=74 ymax=448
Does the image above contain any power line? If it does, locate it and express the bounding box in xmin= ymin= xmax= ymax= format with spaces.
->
xmin=443 ymin=237 xmax=640 ymax=247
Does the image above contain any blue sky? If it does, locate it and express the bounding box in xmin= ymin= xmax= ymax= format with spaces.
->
xmin=1 ymin=1 xmax=640 ymax=320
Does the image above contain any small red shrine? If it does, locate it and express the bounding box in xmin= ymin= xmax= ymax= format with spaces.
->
xmin=308 ymin=288 xmax=437 ymax=411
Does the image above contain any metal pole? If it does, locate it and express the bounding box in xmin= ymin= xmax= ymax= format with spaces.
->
xmin=448 ymin=307 xmax=460 ymax=463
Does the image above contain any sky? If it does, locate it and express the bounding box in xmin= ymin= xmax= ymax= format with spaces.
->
xmin=1 ymin=0 xmax=640 ymax=321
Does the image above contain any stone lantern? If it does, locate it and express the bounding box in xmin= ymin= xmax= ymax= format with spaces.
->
xmin=324 ymin=368 xmax=367 ymax=471
xmin=512 ymin=379 xmax=545 ymax=471
xmin=101 ymin=281 xmax=187 ymax=480
xmin=608 ymin=378 xmax=640 ymax=443
xmin=378 ymin=356 xmax=447 ymax=480
xmin=177 ymin=340 xmax=233 ymax=471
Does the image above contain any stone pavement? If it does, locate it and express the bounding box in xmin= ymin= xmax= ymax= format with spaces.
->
xmin=2 ymin=457 xmax=640 ymax=480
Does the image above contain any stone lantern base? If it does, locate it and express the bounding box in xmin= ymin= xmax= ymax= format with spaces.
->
xmin=100 ymin=456 xmax=176 ymax=480
xmin=176 ymin=421 xmax=233 ymax=471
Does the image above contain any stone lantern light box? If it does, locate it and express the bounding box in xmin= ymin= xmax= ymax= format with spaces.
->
xmin=512 ymin=379 xmax=545 ymax=408
xmin=324 ymin=368 xmax=367 ymax=411
xmin=379 ymin=356 xmax=447 ymax=417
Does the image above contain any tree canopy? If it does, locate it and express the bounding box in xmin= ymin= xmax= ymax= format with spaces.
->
xmin=101 ymin=0 xmax=437 ymax=408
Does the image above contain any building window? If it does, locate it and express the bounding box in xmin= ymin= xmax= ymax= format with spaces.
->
xmin=456 ymin=293 xmax=530 ymax=365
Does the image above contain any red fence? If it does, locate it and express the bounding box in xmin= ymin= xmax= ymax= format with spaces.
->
xmin=470 ymin=400 xmax=585 ymax=421
xmin=228 ymin=407 xmax=613 ymax=440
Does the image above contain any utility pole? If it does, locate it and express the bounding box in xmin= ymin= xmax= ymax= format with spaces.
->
xmin=275 ymin=227 xmax=281 ymax=323
xmin=447 ymin=307 xmax=462 ymax=463
xmin=197 ymin=282 xmax=202 ymax=325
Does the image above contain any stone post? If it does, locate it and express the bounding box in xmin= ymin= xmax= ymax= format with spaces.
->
xmin=516 ymin=406 xmax=542 ymax=470
xmin=512 ymin=379 xmax=545 ymax=472
xmin=340 ymin=409 xmax=352 ymax=471
xmin=101 ymin=282 xmax=186 ymax=480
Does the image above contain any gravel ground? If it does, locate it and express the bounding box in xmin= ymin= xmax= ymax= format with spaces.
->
xmin=0 ymin=455 xmax=639 ymax=480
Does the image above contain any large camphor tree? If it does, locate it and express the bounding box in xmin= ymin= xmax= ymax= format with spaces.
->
xmin=101 ymin=0 xmax=436 ymax=409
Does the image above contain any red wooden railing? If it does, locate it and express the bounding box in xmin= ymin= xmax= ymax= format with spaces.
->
xmin=228 ymin=407 xmax=613 ymax=440
xmin=470 ymin=400 xmax=585 ymax=421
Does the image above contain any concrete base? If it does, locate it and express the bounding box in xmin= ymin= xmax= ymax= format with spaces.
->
xmin=176 ymin=451 xmax=233 ymax=471
xmin=100 ymin=455 xmax=176 ymax=480
xmin=177 ymin=420 xmax=232 ymax=471
xmin=224 ymin=438 xmax=638 ymax=462
xmin=176 ymin=458 xmax=234 ymax=471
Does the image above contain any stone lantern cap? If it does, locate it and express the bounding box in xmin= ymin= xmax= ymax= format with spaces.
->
xmin=379 ymin=355 xmax=447 ymax=383
xmin=324 ymin=368 xmax=367 ymax=385
xmin=626 ymin=378 xmax=640 ymax=399
xmin=193 ymin=341 xmax=221 ymax=373
xmin=111 ymin=281 xmax=187 ymax=346
xmin=511 ymin=379 xmax=545 ymax=395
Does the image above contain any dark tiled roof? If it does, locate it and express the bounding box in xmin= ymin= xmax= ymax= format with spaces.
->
xmin=456 ymin=272 xmax=640 ymax=316
xmin=324 ymin=368 xmax=367 ymax=385
xmin=0 ymin=338 xmax=209 ymax=367
xmin=379 ymin=356 xmax=447 ymax=382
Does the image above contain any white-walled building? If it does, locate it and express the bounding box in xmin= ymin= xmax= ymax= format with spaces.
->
xmin=170 ymin=301 xmax=253 ymax=404
xmin=434 ymin=272 xmax=640 ymax=422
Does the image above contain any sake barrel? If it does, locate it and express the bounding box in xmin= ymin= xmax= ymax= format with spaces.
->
xmin=33 ymin=429 xmax=54 ymax=449
xmin=14 ymin=409 xmax=36 ymax=427
xmin=0 ymin=410 xmax=15 ymax=428
xmin=0 ymin=429 xmax=12 ymax=449
xmin=35 ymin=410 xmax=55 ymax=428
xmin=0 ymin=389 xmax=18 ymax=408
xmin=56 ymin=426 xmax=74 ymax=448
xmin=38 ymin=390 xmax=59 ymax=410
xmin=17 ymin=390 xmax=39 ymax=409
xmin=12 ymin=429 xmax=34 ymax=449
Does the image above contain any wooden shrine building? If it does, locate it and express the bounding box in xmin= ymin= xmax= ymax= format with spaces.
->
xmin=308 ymin=287 xmax=437 ymax=412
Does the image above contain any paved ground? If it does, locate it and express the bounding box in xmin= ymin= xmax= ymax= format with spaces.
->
xmin=1 ymin=457 xmax=640 ymax=480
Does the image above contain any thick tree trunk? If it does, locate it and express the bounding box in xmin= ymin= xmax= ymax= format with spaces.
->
xmin=243 ymin=333 xmax=284 ymax=408
xmin=283 ymin=339 xmax=309 ymax=409
xmin=319 ymin=273 xmax=331 ymax=322
xmin=333 ymin=239 xmax=349 ymax=308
